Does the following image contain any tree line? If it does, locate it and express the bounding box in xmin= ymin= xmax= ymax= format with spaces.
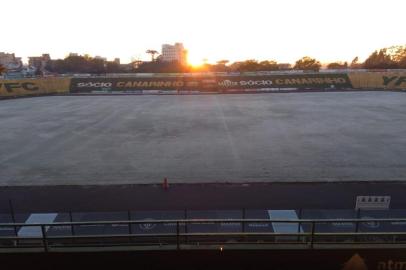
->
xmin=44 ymin=55 xmax=323 ymax=74
xmin=43 ymin=55 xmax=322 ymax=74
xmin=1 ymin=45 xmax=405 ymax=75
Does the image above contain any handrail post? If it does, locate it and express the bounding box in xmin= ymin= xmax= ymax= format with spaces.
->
xmin=69 ymin=211 xmax=75 ymax=245
xmin=355 ymin=209 xmax=361 ymax=243
xmin=185 ymin=220 xmax=188 ymax=244
xmin=310 ymin=221 xmax=315 ymax=249
xmin=128 ymin=210 xmax=132 ymax=243
xmin=176 ymin=221 xmax=180 ymax=250
xmin=127 ymin=210 xmax=132 ymax=234
xmin=297 ymin=221 xmax=301 ymax=243
xmin=69 ymin=211 xmax=75 ymax=236
xmin=8 ymin=200 xmax=18 ymax=237
xmin=355 ymin=219 xmax=360 ymax=243
xmin=41 ymin=225 xmax=48 ymax=252
xmin=184 ymin=209 xmax=188 ymax=244
xmin=298 ymin=209 xmax=302 ymax=243
xmin=242 ymin=208 xmax=246 ymax=233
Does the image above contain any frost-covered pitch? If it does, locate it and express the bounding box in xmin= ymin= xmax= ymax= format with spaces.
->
xmin=0 ymin=91 xmax=405 ymax=186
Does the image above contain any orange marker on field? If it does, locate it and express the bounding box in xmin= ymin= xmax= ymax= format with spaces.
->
xmin=163 ymin=177 xmax=169 ymax=190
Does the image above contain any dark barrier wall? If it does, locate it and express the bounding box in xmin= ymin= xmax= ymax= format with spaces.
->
xmin=70 ymin=73 xmax=353 ymax=93
xmin=1 ymin=249 xmax=406 ymax=270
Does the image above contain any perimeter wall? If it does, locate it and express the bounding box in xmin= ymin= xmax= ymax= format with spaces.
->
xmin=348 ymin=71 xmax=406 ymax=90
xmin=1 ymin=71 xmax=405 ymax=98
xmin=0 ymin=77 xmax=70 ymax=97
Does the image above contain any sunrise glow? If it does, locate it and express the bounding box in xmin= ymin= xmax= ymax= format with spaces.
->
xmin=1 ymin=0 xmax=405 ymax=64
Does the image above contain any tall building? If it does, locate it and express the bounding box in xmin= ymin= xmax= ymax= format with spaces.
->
xmin=0 ymin=52 xmax=22 ymax=70
xmin=0 ymin=52 xmax=17 ymax=66
xmin=28 ymin=54 xmax=51 ymax=70
xmin=161 ymin=43 xmax=187 ymax=65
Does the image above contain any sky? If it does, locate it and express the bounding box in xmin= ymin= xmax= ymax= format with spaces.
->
xmin=2 ymin=0 xmax=405 ymax=65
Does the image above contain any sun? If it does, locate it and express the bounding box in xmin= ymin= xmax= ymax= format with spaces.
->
xmin=187 ymin=59 xmax=203 ymax=68
xmin=187 ymin=55 xmax=206 ymax=68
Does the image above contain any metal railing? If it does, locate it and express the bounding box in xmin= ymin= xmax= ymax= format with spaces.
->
xmin=1 ymin=218 xmax=406 ymax=252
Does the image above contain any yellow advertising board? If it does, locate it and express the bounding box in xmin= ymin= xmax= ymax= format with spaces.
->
xmin=348 ymin=72 xmax=406 ymax=90
xmin=1 ymin=72 xmax=406 ymax=99
xmin=0 ymin=77 xmax=70 ymax=97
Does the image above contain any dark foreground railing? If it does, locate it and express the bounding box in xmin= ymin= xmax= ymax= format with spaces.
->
xmin=1 ymin=218 xmax=406 ymax=252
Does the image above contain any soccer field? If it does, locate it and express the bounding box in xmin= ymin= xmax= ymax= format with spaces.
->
xmin=0 ymin=91 xmax=405 ymax=186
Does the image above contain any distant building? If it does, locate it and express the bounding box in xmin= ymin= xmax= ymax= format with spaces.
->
xmin=0 ymin=52 xmax=15 ymax=65
xmin=161 ymin=43 xmax=187 ymax=65
xmin=28 ymin=54 xmax=51 ymax=70
xmin=277 ymin=63 xmax=292 ymax=70
xmin=114 ymin=58 xmax=120 ymax=65
xmin=94 ymin=55 xmax=107 ymax=61
xmin=0 ymin=52 xmax=23 ymax=71
xmin=68 ymin=53 xmax=79 ymax=57
xmin=0 ymin=52 xmax=22 ymax=66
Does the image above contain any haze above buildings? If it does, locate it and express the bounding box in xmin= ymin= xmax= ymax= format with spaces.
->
xmin=2 ymin=0 xmax=405 ymax=65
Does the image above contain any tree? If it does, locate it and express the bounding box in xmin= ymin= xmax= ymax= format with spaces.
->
xmin=364 ymin=48 xmax=397 ymax=69
xmin=327 ymin=62 xmax=348 ymax=69
xmin=48 ymin=59 xmax=66 ymax=73
xmin=209 ymin=60 xmax=229 ymax=72
xmin=294 ymin=56 xmax=321 ymax=71
xmin=106 ymin=61 xmax=121 ymax=73
xmin=259 ymin=60 xmax=279 ymax=71
xmin=135 ymin=60 xmax=189 ymax=73
xmin=350 ymin=56 xmax=363 ymax=69
xmin=146 ymin=50 xmax=159 ymax=62
xmin=231 ymin=60 xmax=262 ymax=72
xmin=216 ymin=60 xmax=229 ymax=66
xmin=228 ymin=60 xmax=280 ymax=72
xmin=88 ymin=58 xmax=106 ymax=74
xmin=387 ymin=45 xmax=406 ymax=68
xmin=34 ymin=67 xmax=43 ymax=76
xmin=0 ymin=64 xmax=6 ymax=75
xmin=277 ymin=63 xmax=292 ymax=70
xmin=64 ymin=55 xmax=89 ymax=73
xmin=361 ymin=45 xmax=406 ymax=69
xmin=131 ymin=59 xmax=143 ymax=70
xmin=46 ymin=55 xmax=109 ymax=74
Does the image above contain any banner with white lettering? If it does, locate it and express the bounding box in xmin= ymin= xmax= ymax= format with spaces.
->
xmin=70 ymin=74 xmax=353 ymax=93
